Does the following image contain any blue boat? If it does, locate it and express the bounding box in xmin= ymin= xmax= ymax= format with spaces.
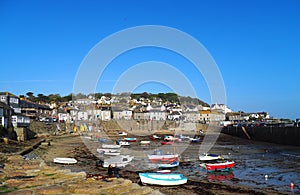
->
xmin=157 ymin=161 xmax=179 ymax=168
xmin=139 ymin=173 xmax=187 ymax=186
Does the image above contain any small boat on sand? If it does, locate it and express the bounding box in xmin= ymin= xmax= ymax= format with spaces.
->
xmin=199 ymin=153 xmax=223 ymax=161
xmin=116 ymin=140 xmax=130 ymax=146
xmin=53 ymin=158 xmax=77 ymax=164
xmin=102 ymin=144 xmax=121 ymax=149
xmin=156 ymin=161 xmax=179 ymax=168
xmin=140 ymin=140 xmax=151 ymax=145
xmin=97 ymin=149 xmax=120 ymax=156
xmin=100 ymin=155 xmax=134 ymax=168
xmin=124 ymin=137 xmax=137 ymax=142
xmin=156 ymin=170 xmax=172 ymax=174
xmin=139 ymin=173 xmax=187 ymax=186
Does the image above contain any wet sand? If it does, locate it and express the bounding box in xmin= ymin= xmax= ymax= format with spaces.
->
xmin=19 ymin=132 xmax=298 ymax=195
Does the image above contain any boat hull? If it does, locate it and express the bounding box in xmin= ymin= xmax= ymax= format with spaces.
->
xmin=139 ymin=173 xmax=187 ymax=186
xmin=205 ymin=161 xmax=235 ymax=172
xmin=53 ymin=158 xmax=77 ymax=164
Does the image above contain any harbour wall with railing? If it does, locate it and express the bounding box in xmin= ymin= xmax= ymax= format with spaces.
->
xmin=221 ymin=125 xmax=300 ymax=146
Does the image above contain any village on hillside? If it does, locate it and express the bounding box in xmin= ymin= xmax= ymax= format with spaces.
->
xmin=0 ymin=91 xmax=289 ymax=141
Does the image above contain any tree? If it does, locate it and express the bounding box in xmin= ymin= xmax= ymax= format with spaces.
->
xmin=26 ymin=92 xmax=35 ymax=101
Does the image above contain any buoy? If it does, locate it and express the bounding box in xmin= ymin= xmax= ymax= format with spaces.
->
xmin=290 ymin=182 xmax=294 ymax=188
xmin=264 ymin=175 xmax=268 ymax=180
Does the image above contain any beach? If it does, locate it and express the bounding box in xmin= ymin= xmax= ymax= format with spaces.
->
xmin=1 ymin=129 xmax=299 ymax=195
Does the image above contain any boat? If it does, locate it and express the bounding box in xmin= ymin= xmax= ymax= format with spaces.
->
xmin=102 ymin=144 xmax=121 ymax=149
xmin=205 ymin=161 xmax=235 ymax=172
xmin=116 ymin=140 xmax=130 ymax=146
xmin=140 ymin=140 xmax=151 ymax=145
xmin=97 ymin=149 xmax=120 ymax=156
xmin=161 ymin=141 xmax=173 ymax=145
xmin=148 ymin=154 xmax=179 ymax=163
xmin=100 ymin=155 xmax=134 ymax=168
xmin=156 ymin=170 xmax=172 ymax=174
xmin=124 ymin=137 xmax=137 ymax=142
xmin=150 ymin=134 xmax=161 ymax=140
xmin=199 ymin=153 xmax=223 ymax=161
xmin=148 ymin=150 xmax=179 ymax=163
xmin=156 ymin=161 xmax=179 ymax=168
xmin=139 ymin=173 xmax=187 ymax=186
xmin=53 ymin=158 xmax=77 ymax=164
xmin=118 ymin=132 xmax=128 ymax=136
xmin=189 ymin=137 xmax=200 ymax=143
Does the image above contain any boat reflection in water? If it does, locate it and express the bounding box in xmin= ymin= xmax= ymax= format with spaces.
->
xmin=206 ymin=171 xmax=235 ymax=182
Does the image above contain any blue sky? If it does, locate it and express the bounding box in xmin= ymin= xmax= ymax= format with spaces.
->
xmin=0 ymin=0 xmax=299 ymax=119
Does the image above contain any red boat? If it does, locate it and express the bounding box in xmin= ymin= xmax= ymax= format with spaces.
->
xmin=148 ymin=154 xmax=179 ymax=163
xmin=205 ymin=161 xmax=235 ymax=172
xmin=161 ymin=141 xmax=173 ymax=145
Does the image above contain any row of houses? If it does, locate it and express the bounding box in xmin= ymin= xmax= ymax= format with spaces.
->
xmin=0 ymin=92 xmax=52 ymax=129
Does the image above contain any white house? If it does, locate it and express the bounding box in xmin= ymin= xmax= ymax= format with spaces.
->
xmin=148 ymin=110 xmax=167 ymax=120
xmin=184 ymin=111 xmax=200 ymax=122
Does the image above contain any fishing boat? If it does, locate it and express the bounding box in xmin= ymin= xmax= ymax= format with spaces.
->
xmin=100 ymin=155 xmax=134 ymax=168
xmin=116 ymin=140 xmax=130 ymax=146
xmin=124 ymin=137 xmax=137 ymax=142
xmin=102 ymin=144 xmax=121 ymax=149
xmin=139 ymin=173 xmax=187 ymax=186
xmin=205 ymin=161 xmax=235 ymax=172
xmin=199 ymin=153 xmax=223 ymax=161
xmin=156 ymin=161 xmax=179 ymax=168
xmin=53 ymin=158 xmax=77 ymax=164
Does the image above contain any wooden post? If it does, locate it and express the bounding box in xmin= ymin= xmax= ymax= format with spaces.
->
xmin=242 ymin=126 xmax=251 ymax=140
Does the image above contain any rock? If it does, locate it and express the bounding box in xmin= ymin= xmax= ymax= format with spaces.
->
xmin=35 ymin=185 xmax=65 ymax=194
xmin=6 ymin=190 xmax=33 ymax=195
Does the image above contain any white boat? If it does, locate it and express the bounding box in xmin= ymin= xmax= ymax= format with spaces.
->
xmin=102 ymin=144 xmax=121 ymax=149
xmin=118 ymin=132 xmax=128 ymax=136
xmin=116 ymin=140 xmax=130 ymax=146
xmin=53 ymin=158 xmax=77 ymax=164
xmin=101 ymin=155 xmax=134 ymax=168
xmin=97 ymin=149 xmax=120 ymax=156
xmin=139 ymin=173 xmax=187 ymax=186
xmin=199 ymin=153 xmax=223 ymax=161
xmin=156 ymin=170 xmax=172 ymax=174
xmin=140 ymin=140 xmax=151 ymax=145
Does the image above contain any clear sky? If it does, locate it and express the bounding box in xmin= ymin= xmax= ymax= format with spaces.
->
xmin=0 ymin=0 xmax=299 ymax=119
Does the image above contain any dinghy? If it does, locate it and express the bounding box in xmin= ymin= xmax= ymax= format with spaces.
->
xmin=199 ymin=153 xmax=223 ymax=161
xmin=101 ymin=155 xmax=134 ymax=168
xmin=53 ymin=158 xmax=77 ymax=164
xmin=139 ymin=173 xmax=187 ymax=186
xmin=156 ymin=161 xmax=179 ymax=168
xmin=116 ymin=140 xmax=130 ymax=146
xmin=140 ymin=140 xmax=151 ymax=145
xmin=97 ymin=149 xmax=120 ymax=156
xmin=102 ymin=144 xmax=121 ymax=149
xmin=124 ymin=137 xmax=137 ymax=142
xmin=205 ymin=161 xmax=235 ymax=172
